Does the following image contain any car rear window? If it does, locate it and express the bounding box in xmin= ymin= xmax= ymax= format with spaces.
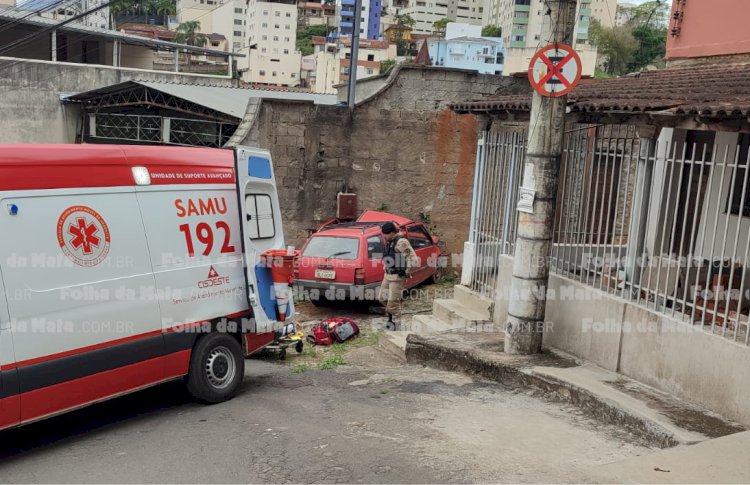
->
xmin=302 ymin=236 xmax=360 ymax=260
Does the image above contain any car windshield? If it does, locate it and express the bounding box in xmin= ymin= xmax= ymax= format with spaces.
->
xmin=302 ymin=236 xmax=360 ymax=260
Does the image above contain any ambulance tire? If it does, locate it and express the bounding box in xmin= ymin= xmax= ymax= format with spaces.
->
xmin=186 ymin=332 xmax=245 ymax=403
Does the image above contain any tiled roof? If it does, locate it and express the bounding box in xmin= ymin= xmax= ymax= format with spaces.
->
xmin=451 ymin=63 xmax=750 ymax=119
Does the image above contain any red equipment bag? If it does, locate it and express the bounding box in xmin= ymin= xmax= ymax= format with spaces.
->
xmin=326 ymin=317 xmax=360 ymax=343
xmin=307 ymin=317 xmax=360 ymax=345
xmin=310 ymin=322 xmax=335 ymax=346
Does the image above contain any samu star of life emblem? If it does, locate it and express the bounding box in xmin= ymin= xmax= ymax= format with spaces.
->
xmin=57 ymin=206 xmax=111 ymax=267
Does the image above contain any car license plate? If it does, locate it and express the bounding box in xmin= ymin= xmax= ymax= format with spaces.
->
xmin=315 ymin=269 xmax=336 ymax=279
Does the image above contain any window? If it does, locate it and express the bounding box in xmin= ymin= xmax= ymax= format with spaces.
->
xmin=727 ymin=134 xmax=750 ymax=216
xmin=271 ymin=58 xmax=280 ymax=62
xmin=345 ymin=52 xmax=351 ymax=59
xmin=234 ymin=30 xmax=242 ymax=36
xmin=302 ymin=236 xmax=360 ymax=260
xmin=262 ymin=35 xmax=267 ymax=40
xmin=275 ymin=11 xmax=280 ymax=16
xmin=274 ymin=24 xmax=279 ymax=28
xmin=245 ymin=194 xmax=275 ymax=239
xmin=284 ymin=36 xmax=290 ymax=42
xmin=272 ymin=71 xmax=277 ymax=76
xmin=514 ymin=35 xmax=525 ymax=41
xmin=234 ymin=19 xmax=243 ymax=25
xmin=367 ymin=54 xmax=374 ymax=61
xmin=366 ymin=68 xmax=374 ymax=74
xmin=284 ymin=48 xmax=289 ymax=54
xmin=259 ymin=69 xmax=266 ymax=75
xmin=367 ymin=236 xmax=384 ymax=259
xmin=286 ymin=11 xmax=291 ymax=17
xmin=274 ymin=36 xmax=279 ymax=41
xmin=234 ymin=7 xmax=243 ymax=13
xmin=263 ymin=9 xmax=268 ymax=15
xmin=291 ymin=72 xmax=296 ymax=78
xmin=407 ymin=225 xmax=433 ymax=249
xmin=262 ymin=22 xmax=268 ymax=27
xmin=261 ymin=47 xmax=267 ymax=52
xmin=285 ymin=24 xmax=291 ymax=29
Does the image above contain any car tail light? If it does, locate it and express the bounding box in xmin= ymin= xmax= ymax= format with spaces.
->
xmin=355 ymin=268 xmax=365 ymax=285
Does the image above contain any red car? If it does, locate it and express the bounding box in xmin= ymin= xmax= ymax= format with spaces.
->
xmin=293 ymin=210 xmax=445 ymax=304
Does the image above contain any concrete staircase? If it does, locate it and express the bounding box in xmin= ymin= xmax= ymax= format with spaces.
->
xmin=378 ymin=285 xmax=494 ymax=359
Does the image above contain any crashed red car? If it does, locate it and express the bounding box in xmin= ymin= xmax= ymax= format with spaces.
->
xmin=293 ymin=210 xmax=446 ymax=304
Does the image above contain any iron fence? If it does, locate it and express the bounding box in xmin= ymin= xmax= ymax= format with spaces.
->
xmin=469 ymin=124 xmax=750 ymax=346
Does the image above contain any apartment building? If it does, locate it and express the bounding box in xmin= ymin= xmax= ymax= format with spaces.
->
xmin=298 ymin=1 xmax=336 ymax=28
xmin=241 ymin=0 xmax=301 ymax=86
xmin=397 ymin=0 xmax=484 ymax=35
xmin=176 ymin=0 xmax=246 ymax=53
xmin=337 ymin=0 xmax=382 ymax=40
xmin=482 ymin=0 xmax=617 ymax=75
xmin=312 ymin=35 xmax=396 ymax=92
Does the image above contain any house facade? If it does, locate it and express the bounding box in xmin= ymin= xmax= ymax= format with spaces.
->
xmin=426 ymin=23 xmax=503 ymax=74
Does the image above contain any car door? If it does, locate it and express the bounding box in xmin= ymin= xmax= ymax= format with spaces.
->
xmin=234 ymin=146 xmax=289 ymax=334
xmin=366 ymin=234 xmax=385 ymax=286
xmin=405 ymin=223 xmax=439 ymax=286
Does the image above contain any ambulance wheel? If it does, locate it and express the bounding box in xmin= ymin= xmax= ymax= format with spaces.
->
xmin=186 ymin=333 xmax=244 ymax=403
xmin=295 ymin=341 xmax=304 ymax=353
xmin=279 ymin=349 xmax=287 ymax=360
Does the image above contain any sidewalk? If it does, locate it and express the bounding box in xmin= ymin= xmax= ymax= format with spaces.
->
xmin=586 ymin=430 xmax=750 ymax=484
xmin=404 ymin=331 xmax=745 ymax=449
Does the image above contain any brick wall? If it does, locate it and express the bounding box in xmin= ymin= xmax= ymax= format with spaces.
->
xmin=242 ymin=66 xmax=531 ymax=261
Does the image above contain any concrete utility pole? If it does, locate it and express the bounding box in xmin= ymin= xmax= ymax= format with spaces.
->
xmin=346 ymin=0 xmax=363 ymax=109
xmin=504 ymin=0 xmax=578 ymax=355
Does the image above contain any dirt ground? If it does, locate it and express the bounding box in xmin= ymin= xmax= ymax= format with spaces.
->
xmin=0 ymin=282 xmax=654 ymax=483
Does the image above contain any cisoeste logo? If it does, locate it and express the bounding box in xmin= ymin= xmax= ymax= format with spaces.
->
xmin=56 ymin=205 xmax=111 ymax=267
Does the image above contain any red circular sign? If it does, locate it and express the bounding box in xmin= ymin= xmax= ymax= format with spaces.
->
xmin=528 ymin=43 xmax=582 ymax=98
xmin=57 ymin=206 xmax=111 ymax=267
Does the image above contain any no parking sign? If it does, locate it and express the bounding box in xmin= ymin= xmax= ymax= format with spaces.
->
xmin=528 ymin=43 xmax=582 ymax=98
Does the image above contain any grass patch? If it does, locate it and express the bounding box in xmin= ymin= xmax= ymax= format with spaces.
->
xmin=292 ymin=363 xmax=309 ymax=374
xmin=320 ymin=354 xmax=346 ymax=370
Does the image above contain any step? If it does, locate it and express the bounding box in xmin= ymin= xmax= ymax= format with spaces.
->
xmin=452 ymin=285 xmax=494 ymax=320
xmin=432 ymin=298 xmax=491 ymax=328
xmin=409 ymin=314 xmax=456 ymax=333
xmin=377 ymin=331 xmax=409 ymax=363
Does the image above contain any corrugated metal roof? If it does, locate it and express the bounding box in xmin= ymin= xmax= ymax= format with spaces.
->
xmin=67 ymin=80 xmax=338 ymax=119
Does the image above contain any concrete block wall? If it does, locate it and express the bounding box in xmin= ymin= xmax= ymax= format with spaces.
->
xmin=493 ymin=253 xmax=750 ymax=426
xmin=244 ymin=66 xmax=531 ymax=255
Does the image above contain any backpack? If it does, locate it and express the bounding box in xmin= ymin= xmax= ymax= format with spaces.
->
xmin=307 ymin=317 xmax=359 ymax=345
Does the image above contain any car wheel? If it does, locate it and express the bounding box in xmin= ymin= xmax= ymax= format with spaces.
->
xmin=431 ymin=266 xmax=445 ymax=284
xmin=310 ymin=296 xmax=327 ymax=307
xmin=186 ymin=332 xmax=244 ymax=404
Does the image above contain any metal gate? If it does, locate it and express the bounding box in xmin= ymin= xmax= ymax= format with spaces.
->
xmin=468 ymin=128 xmax=527 ymax=297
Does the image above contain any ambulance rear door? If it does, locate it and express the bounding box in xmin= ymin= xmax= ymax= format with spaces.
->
xmin=0 ymin=264 xmax=19 ymax=430
xmin=234 ymin=147 xmax=288 ymax=335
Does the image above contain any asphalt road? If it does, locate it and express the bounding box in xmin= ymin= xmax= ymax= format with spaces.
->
xmin=0 ymin=340 xmax=651 ymax=484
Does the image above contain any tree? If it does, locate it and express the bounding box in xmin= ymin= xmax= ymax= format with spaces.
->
xmin=296 ymin=25 xmax=330 ymax=56
xmin=109 ymin=0 xmax=135 ymax=28
xmin=625 ymin=0 xmax=670 ymax=28
xmin=589 ymin=18 xmax=638 ymax=76
xmin=175 ymin=21 xmax=208 ymax=68
xmin=433 ymin=18 xmax=449 ymax=36
xmin=481 ymin=24 xmax=502 ymax=37
xmin=154 ymin=0 xmax=176 ymax=25
xmin=393 ymin=13 xmax=415 ymax=27
xmin=629 ymin=24 xmax=667 ymax=70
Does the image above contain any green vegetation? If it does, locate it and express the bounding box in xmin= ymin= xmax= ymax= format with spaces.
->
xmin=481 ymin=24 xmax=502 ymax=37
xmin=297 ymin=25 xmax=330 ymax=56
xmin=320 ymin=354 xmax=346 ymax=370
xmin=379 ymin=59 xmax=396 ymax=74
xmin=433 ymin=18 xmax=449 ymax=36
xmin=589 ymin=1 xmax=668 ymax=76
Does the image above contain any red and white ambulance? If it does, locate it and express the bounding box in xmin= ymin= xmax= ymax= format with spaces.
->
xmin=0 ymin=144 xmax=292 ymax=431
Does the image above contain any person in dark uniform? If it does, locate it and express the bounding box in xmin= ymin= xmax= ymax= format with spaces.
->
xmin=378 ymin=222 xmax=418 ymax=330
